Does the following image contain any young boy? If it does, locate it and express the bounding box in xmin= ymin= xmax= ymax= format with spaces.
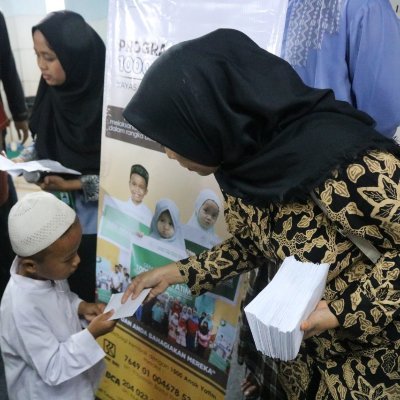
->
xmin=0 ymin=191 xmax=116 ymax=399
xmin=125 ymin=164 xmax=152 ymax=226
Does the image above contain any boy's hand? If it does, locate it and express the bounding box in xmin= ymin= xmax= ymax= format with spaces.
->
xmin=87 ymin=310 xmax=117 ymax=339
xmin=78 ymin=301 xmax=106 ymax=322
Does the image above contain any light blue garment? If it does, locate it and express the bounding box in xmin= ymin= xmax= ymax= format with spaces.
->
xmin=74 ymin=192 xmax=98 ymax=235
xmin=195 ymin=294 xmax=215 ymax=316
xmin=151 ymin=304 xmax=165 ymax=323
xmin=281 ymin=0 xmax=400 ymax=137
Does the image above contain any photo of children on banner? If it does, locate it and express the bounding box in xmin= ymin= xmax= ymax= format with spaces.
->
xmin=168 ymin=310 xmax=180 ymax=343
xmin=96 ymin=164 xmax=152 ymax=303
xmin=133 ymin=272 xmax=233 ymax=370
xmin=147 ymin=294 xmax=227 ymax=362
xmin=121 ymin=267 xmax=131 ymax=292
xmin=197 ymin=319 xmax=212 ymax=358
xmin=115 ymin=191 xmax=239 ymax=374
xmin=96 ymin=269 xmax=110 ymax=291
xmin=98 ymin=263 xmax=130 ymax=296
xmin=129 ymin=197 xmax=189 ymax=325
xmin=148 ymin=198 xmax=187 ymax=252
xmin=125 ymin=164 xmax=152 ymax=226
xmin=184 ymin=189 xmax=241 ymax=304
xmin=151 ymin=299 xmax=165 ymax=333
xmin=110 ymin=264 xmax=123 ymax=294
xmin=98 ymin=163 xmax=152 ymax=252
xmin=95 ymin=256 xmax=113 ymax=300
xmin=183 ymin=188 xmax=222 ymax=252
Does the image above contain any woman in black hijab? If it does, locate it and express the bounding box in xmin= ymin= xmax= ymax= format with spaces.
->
xmin=25 ymin=11 xmax=105 ymax=302
xmin=122 ymin=29 xmax=400 ymax=399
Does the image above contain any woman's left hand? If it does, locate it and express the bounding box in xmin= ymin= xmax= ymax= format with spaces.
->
xmin=300 ymin=300 xmax=339 ymax=339
xmin=39 ymin=175 xmax=82 ymax=191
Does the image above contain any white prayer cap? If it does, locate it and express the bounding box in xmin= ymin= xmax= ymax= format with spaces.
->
xmin=8 ymin=191 xmax=76 ymax=257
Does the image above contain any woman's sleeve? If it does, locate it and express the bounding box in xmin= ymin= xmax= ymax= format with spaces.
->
xmin=80 ymin=174 xmax=99 ymax=201
xmin=316 ymin=150 xmax=400 ymax=342
xmin=177 ymin=233 xmax=266 ymax=296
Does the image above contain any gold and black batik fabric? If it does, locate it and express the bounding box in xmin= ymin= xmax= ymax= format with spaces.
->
xmin=178 ymin=150 xmax=400 ymax=400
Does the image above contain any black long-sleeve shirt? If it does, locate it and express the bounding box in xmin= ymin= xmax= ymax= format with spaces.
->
xmin=0 ymin=11 xmax=27 ymax=122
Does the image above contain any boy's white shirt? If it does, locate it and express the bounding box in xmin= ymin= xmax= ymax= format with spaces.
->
xmin=124 ymin=197 xmax=153 ymax=227
xmin=0 ymin=257 xmax=105 ymax=400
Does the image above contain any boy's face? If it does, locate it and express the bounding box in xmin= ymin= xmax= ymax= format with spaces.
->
xmin=129 ymin=173 xmax=148 ymax=205
xmin=198 ymin=200 xmax=219 ymax=229
xmin=30 ymin=220 xmax=82 ymax=281
xmin=157 ymin=210 xmax=175 ymax=239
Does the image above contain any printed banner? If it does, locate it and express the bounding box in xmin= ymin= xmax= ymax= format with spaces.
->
xmin=97 ymin=323 xmax=226 ymax=400
xmin=96 ymin=1 xmax=287 ymax=399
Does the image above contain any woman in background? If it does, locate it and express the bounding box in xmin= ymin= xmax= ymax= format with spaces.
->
xmin=19 ymin=10 xmax=105 ymax=302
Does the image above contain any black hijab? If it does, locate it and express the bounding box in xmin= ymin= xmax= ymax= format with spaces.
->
xmin=123 ymin=29 xmax=398 ymax=205
xmin=30 ymin=11 xmax=105 ymax=175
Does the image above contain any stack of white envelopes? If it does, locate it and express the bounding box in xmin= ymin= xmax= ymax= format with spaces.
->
xmin=244 ymin=256 xmax=330 ymax=361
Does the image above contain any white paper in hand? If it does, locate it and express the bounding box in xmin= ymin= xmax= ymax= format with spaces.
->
xmin=0 ymin=155 xmax=81 ymax=177
xmin=104 ymin=288 xmax=151 ymax=320
xmin=244 ymin=256 xmax=330 ymax=361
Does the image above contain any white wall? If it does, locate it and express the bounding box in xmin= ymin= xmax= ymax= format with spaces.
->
xmin=0 ymin=0 xmax=108 ymax=98
xmin=390 ymin=0 xmax=400 ymax=16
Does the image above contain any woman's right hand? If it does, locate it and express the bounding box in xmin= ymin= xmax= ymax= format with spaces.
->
xmin=121 ymin=263 xmax=185 ymax=304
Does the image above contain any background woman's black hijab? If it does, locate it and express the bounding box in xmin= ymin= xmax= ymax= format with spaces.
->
xmin=30 ymin=10 xmax=105 ymax=175
xmin=123 ymin=28 xmax=399 ymax=205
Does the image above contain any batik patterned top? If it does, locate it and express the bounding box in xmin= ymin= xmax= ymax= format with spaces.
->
xmin=177 ymin=149 xmax=400 ymax=399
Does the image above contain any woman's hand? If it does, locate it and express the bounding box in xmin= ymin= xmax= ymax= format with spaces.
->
xmin=300 ymin=300 xmax=339 ymax=339
xmin=14 ymin=120 xmax=29 ymax=144
xmin=121 ymin=263 xmax=184 ymax=304
xmin=39 ymin=175 xmax=82 ymax=191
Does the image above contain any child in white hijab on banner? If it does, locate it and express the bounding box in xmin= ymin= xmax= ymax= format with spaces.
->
xmin=149 ymin=198 xmax=186 ymax=252
xmin=184 ymin=189 xmax=222 ymax=249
